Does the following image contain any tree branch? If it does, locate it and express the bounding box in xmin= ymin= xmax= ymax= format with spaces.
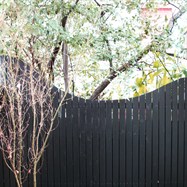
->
xmin=168 ymin=6 xmax=187 ymax=32
xmin=47 ymin=0 xmax=80 ymax=77
xmin=166 ymin=51 xmax=187 ymax=60
xmin=90 ymin=6 xmax=187 ymax=100
xmin=166 ymin=0 xmax=180 ymax=11
xmin=90 ymin=44 xmax=152 ymax=100
xmin=62 ymin=42 xmax=69 ymax=91
xmin=93 ymin=0 xmax=101 ymax=7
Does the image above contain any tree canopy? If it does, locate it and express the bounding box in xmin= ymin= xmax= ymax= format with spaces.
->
xmin=0 ymin=0 xmax=187 ymax=99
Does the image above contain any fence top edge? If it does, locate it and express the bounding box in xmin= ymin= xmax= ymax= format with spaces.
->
xmin=53 ymin=77 xmax=186 ymax=102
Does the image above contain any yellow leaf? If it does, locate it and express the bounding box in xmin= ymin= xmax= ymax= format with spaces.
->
xmin=138 ymin=85 xmax=147 ymax=95
xmin=153 ymin=69 xmax=162 ymax=77
xmin=161 ymin=75 xmax=171 ymax=86
xmin=148 ymin=73 xmax=155 ymax=84
xmin=135 ymin=77 xmax=143 ymax=87
xmin=155 ymin=52 xmax=160 ymax=56
xmin=153 ymin=60 xmax=161 ymax=68
xmin=157 ymin=73 xmax=171 ymax=87
xmin=133 ymin=91 xmax=139 ymax=97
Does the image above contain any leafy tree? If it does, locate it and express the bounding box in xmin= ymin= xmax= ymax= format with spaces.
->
xmin=0 ymin=0 xmax=186 ymax=101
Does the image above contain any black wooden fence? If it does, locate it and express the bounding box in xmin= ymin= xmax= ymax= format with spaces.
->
xmin=1 ymin=78 xmax=187 ymax=186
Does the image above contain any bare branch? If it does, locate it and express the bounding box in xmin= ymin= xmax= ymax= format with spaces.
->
xmin=93 ymin=0 xmax=101 ymax=7
xmin=168 ymin=6 xmax=187 ymax=32
xmin=0 ymin=56 xmax=68 ymax=187
xmin=166 ymin=51 xmax=187 ymax=60
xmin=166 ymin=0 xmax=180 ymax=11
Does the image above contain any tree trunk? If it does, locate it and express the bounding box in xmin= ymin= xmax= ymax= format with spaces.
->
xmin=62 ymin=43 xmax=69 ymax=92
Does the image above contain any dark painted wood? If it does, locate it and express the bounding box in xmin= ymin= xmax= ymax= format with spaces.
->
xmin=158 ymin=86 xmax=165 ymax=187
xmin=105 ymin=100 xmax=113 ymax=187
xmin=178 ymin=78 xmax=185 ymax=186
xmin=66 ymin=98 xmax=74 ymax=187
xmin=52 ymin=90 xmax=61 ymax=187
xmin=86 ymin=100 xmax=93 ymax=187
xmin=0 ymin=152 xmax=4 ymax=187
xmin=92 ymin=101 xmax=99 ymax=187
xmin=60 ymin=99 xmax=67 ymax=186
xmin=79 ymin=98 xmax=86 ymax=187
xmin=119 ymin=100 xmax=125 ymax=187
xmin=99 ymin=101 xmax=106 ymax=187
xmin=171 ymin=80 xmax=178 ymax=187
xmin=1 ymin=79 xmax=187 ymax=187
xmin=152 ymin=88 xmax=159 ymax=187
xmin=112 ymin=100 xmax=119 ymax=186
xmin=165 ymin=83 xmax=172 ymax=187
xmin=3 ymin=164 xmax=10 ymax=187
xmin=145 ymin=92 xmax=152 ymax=187
xmin=132 ymin=97 xmax=139 ymax=187
xmin=139 ymin=94 xmax=146 ymax=187
xmin=27 ymin=107 xmax=34 ymax=187
xmin=47 ymin=120 xmax=54 ymax=186
xmin=185 ymin=78 xmax=187 ymax=186
xmin=126 ymin=99 xmax=133 ymax=187
xmin=41 ymin=149 xmax=48 ymax=187
xmin=72 ymin=97 xmax=80 ymax=187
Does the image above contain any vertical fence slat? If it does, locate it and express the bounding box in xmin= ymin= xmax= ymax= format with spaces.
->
xmin=106 ymin=100 xmax=112 ymax=187
xmin=165 ymin=83 xmax=172 ymax=187
xmin=145 ymin=92 xmax=152 ymax=187
xmin=53 ymin=89 xmax=61 ymax=187
xmin=47 ymin=117 xmax=54 ymax=186
xmin=79 ymin=98 xmax=86 ymax=187
xmin=10 ymin=168 xmax=16 ymax=187
xmin=73 ymin=97 xmax=80 ymax=186
xmin=139 ymin=95 xmax=146 ymax=187
xmin=119 ymin=100 xmax=125 ymax=187
xmin=171 ymin=80 xmax=178 ymax=187
xmin=41 ymin=147 xmax=48 ymax=187
xmin=92 ymin=101 xmax=99 ymax=187
xmin=27 ymin=107 xmax=34 ymax=187
xmin=3 ymin=164 xmax=10 ymax=187
xmin=66 ymin=98 xmax=74 ymax=187
xmin=86 ymin=100 xmax=93 ymax=186
xmin=152 ymin=88 xmax=159 ymax=187
xmin=178 ymin=78 xmax=185 ymax=186
xmin=132 ymin=97 xmax=139 ymax=187
xmin=113 ymin=100 xmax=119 ymax=186
xmin=99 ymin=101 xmax=106 ymax=187
xmin=60 ymin=98 xmax=67 ymax=186
xmin=185 ymin=78 xmax=187 ymax=186
xmin=126 ymin=99 xmax=133 ymax=186
xmin=37 ymin=125 xmax=42 ymax=186
xmin=159 ymin=86 xmax=165 ymax=187
xmin=22 ymin=105 xmax=30 ymax=187
xmin=0 ymin=153 xmax=4 ymax=187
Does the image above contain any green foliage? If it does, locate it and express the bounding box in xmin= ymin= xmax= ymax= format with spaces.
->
xmin=133 ymin=51 xmax=186 ymax=97
xmin=0 ymin=0 xmax=187 ymax=99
